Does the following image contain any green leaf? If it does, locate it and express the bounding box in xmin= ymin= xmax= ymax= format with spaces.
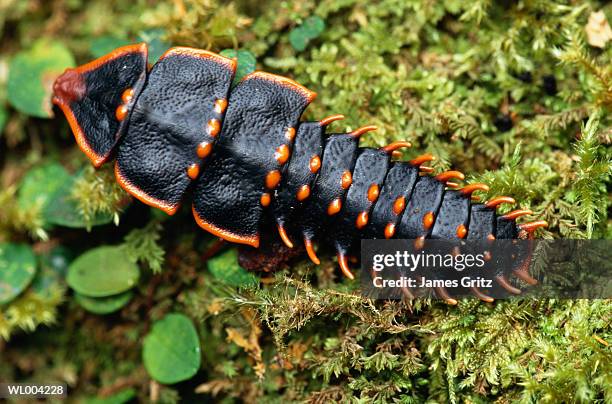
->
xmin=67 ymin=246 xmax=139 ymax=297
xmin=18 ymin=162 xmax=71 ymax=215
xmin=7 ymin=40 xmax=75 ymax=118
xmin=143 ymin=313 xmax=201 ymax=384
xmin=289 ymin=16 xmax=325 ymax=51
xmin=31 ymin=246 xmax=73 ymax=298
xmin=84 ymin=388 xmax=136 ymax=404
xmin=0 ymin=243 xmax=37 ymax=305
xmin=44 ymin=172 xmax=113 ymax=228
xmin=90 ymin=36 xmax=131 ymax=58
xmin=137 ymin=29 xmax=170 ymax=64
xmin=75 ymin=290 xmax=133 ymax=314
xmin=207 ymin=249 xmax=259 ymax=287
xmin=219 ymin=49 xmax=256 ymax=85
xmin=289 ymin=28 xmax=309 ymax=52
xmin=0 ymin=105 xmax=7 ymax=135
xmin=301 ymin=16 xmax=325 ymax=39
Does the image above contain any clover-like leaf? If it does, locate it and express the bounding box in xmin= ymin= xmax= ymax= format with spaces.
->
xmin=7 ymin=40 xmax=75 ymax=118
xmin=143 ymin=313 xmax=201 ymax=384
xmin=0 ymin=243 xmax=37 ymax=305
xmin=289 ymin=16 xmax=325 ymax=51
xmin=67 ymin=246 xmax=139 ymax=297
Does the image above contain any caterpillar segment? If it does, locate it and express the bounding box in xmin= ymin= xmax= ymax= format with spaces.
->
xmin=52 ymin=43 xmax=548 ymax=302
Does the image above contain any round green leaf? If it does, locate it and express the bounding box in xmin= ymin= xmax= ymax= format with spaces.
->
xmin=207 ymin=249 xmax=259 ymax=287
xmin=44 ymin=174 xmax=113 ymax=228
xmin=143 ymin=313 xmax=201 ymax=384
xmin=75 ymin=290 xmax=133 ymax=314
xmin=0 ymin=243 xmax=37 ymax=305
xmin=301 ymin=16 xmax=325 ymax=39
xmin=289 ymin=28 xmax=309 ymax=52
xmin=31 ymin=246 xmax=73 ymax=298
xmin=7 ymin=40 xmax=75 ymax=118
xmin=90 ymin=36 xmax=131 ymax=58
xmin=137 ymin=29 xmax=170 ymax=63
xmin=67 ymin=246 xmax=139 ymax=297
xmin=219 ymin=49 xmax=256 ymax=85
xmin=18 ymin=162 xmax=71 ymax=214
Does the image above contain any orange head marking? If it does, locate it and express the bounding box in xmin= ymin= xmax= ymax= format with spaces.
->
xmin=187 ymin=163 xmax=200 ymax=180
xmin=327 ymin=198 xmax=342 ymax=215
xmin=384 ymin=222 xmax=396 ymax=239
xmin=296 ymin=184 xmax=311 ymax=201
xmin=275 ymin=144 xmax=290 ymax=165
xmin=392 ymin=196 xmax=406 ymax=215
xmin=341 ymin=170 xmax=352 ymax=189
xmin=319 ymin=114 xmax=345 ymax=126
xmin=214 ymin=98 xmax=228 ymax=114
xmin=265 ymin=170 xmax=281 ymax=189
xmin=260 ymin=192 xmax=271 ymax=207
xmin=435 ymin=170 xmax=465 ymax=183
xmin=422 ymin=212 xmax=435 ymax=230
xmin=485 ymin=196 xmax=516 ymax=209
xmin=207 ymin=118 xmax=221 ymax=137
xmin=52 ymin=68 xmax=86 ymax=104
xmin=460 ymin=183 xmax=490 ymax=195
xmin=309 ymin=155 xmax=321 ymax=173
xmin=197 ymin=142 xmax=212 ymax=159
xmin=356 ymin=211 xmax=369 ymax=229
xmin=115 ymin=104 xmax=129 ymax=121
xmin=367 ymin=184 xmax=380 ymax=202
xmin=456 ymin=224 xmax=467 ymax=238
xmin=349 ymin=125 xmax=377 ymax=139
xmin=381 ymin=141 xmax=412 ymax=154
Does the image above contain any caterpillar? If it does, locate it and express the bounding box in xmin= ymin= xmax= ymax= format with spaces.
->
xmin=51 ymin=43 xmax=547 ymax=304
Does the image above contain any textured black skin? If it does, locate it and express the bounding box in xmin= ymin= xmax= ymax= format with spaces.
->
xmin=331 ymin=148 xmax=390 ymax=254
xmin=299 ymin=134 xmax=358 ymax=241
xmin=272 ymin=122 xmax=325 ymax=230
xmin=396 ymin=176 xmax=445 ymax=239
xmin=116 ymin=51 xmax=235 ymax=208
xmin=193 ymin=74 xmax=312 ymax=241
xmin=496 ymin=217 xmax=519 ymax=239
xmin=467 ymin=205 xmax=496 ymax=240
xmin=55 ymin=44 xmax=535 ymax=281
xmin=71 ymin=50 xmax=147 ymax=159
xmin=364 ymin=162 xmax=418 ymax=239
xmin=430 ymin=191 xmax=470 ymax=239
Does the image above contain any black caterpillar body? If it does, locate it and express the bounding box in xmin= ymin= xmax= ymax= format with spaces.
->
xmin=52 ymin=43 xmax=547 ymax=303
